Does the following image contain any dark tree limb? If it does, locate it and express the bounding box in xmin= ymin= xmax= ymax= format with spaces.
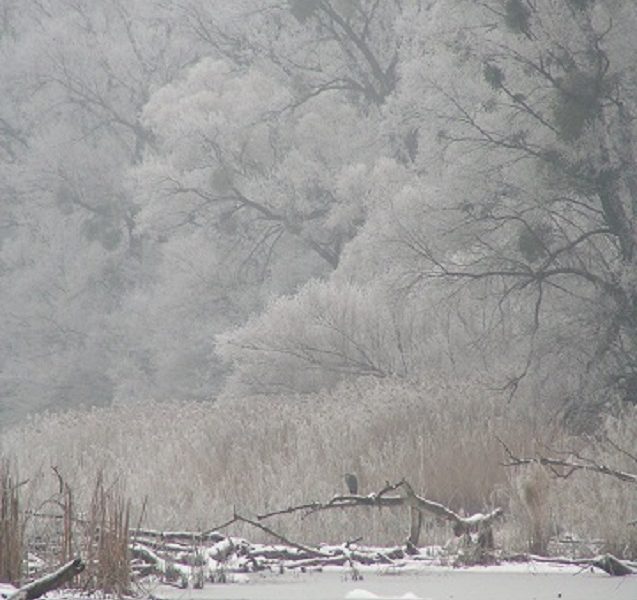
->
xmin=8 ymin=559 xmax=85 ymax=600
xmin=196 ymin=512 xmax=333 ymax=560
xmin=504 ymin=553 xmax=634 ymax=577
xmin=497 ymin=437 xmax=637 ymax=484
xmin=592 ymin=554 xmax=634 ymax=576
xmin=256 ymin=486 xmax=404 ymax=521
xmin=258 ymin=480 xmax=503 ymax=549
xmin=231 ymin=513 xmax=332 ymax=559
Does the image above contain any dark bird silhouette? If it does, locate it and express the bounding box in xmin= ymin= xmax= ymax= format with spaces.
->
xmin=344 ymin=472 xmax=358 ymax=495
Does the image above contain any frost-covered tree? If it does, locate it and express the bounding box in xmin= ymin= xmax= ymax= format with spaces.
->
xmin=182 ymin=0 xmax=407 ymax=106
xmin=0 ymin=0 xmax=198 ymax=422
xmin=382 ymin=0 xmax=637 ymax=413
xmin=218 ymin=0 xmax=637 ymax=419
xmin=2 ymin=0 xmax=416 ymax=419
xmin=4 ymin=0 xmax=635 ymax=426
xmin=129 ymin=0 xmax=413 ymax=400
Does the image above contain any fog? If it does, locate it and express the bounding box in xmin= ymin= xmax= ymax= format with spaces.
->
xmin=0 ymin=0 xmax=636 ymax=569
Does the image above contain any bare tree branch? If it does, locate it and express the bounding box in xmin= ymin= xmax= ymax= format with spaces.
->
xmin=497 ymin=437 xmax=637 ymax=484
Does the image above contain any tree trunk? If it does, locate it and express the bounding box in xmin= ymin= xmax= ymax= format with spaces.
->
xmin=407 ymin=507 xmax=423 ymax=547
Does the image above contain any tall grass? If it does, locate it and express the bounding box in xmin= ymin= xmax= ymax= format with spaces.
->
xmin=1 ymin=379 xmax=635 ymax=556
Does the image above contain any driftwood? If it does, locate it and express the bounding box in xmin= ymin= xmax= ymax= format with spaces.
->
xmin=130 ymin=531 xmax=636 ymax=584
xmin=129 ymin=507 xmax=633 ymax=584
xmin=104 ymin=476 xmax=637 ymax=583
xmin=129 ymin=495 xmax=429 ymax=582
xmin=8 ymin=559 xmax=85 ymax=600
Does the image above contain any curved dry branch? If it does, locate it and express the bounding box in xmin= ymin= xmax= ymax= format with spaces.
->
xmin=497 ymin=437 xmax=637 ymax=484
xmin=257 ymin=479 xmax=503 ymax=542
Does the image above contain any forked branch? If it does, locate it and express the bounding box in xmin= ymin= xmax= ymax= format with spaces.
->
xmin=258 ymin=479 xmax=503 ymax=545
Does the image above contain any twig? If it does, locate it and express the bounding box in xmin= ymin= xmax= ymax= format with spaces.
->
xmin=257 ymin=493 xmax=403 ymax=521
xmin=232 ymin=513 xmax=331 ymax=558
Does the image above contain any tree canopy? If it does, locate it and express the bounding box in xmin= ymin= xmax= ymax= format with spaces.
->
xmin=1 ymin=0 xmax=635 ymax=425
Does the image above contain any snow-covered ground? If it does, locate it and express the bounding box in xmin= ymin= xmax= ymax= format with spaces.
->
xmin=149 ymin=563 xmax=637 ymax=600
xmin=0 ymin=583 xmax=17 ymax=600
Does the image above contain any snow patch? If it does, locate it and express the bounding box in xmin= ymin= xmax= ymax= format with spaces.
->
xmin=345 ymin=590 xmax=426 ymax=600
xmin=0 ymin=584 xmax=17 ymax=600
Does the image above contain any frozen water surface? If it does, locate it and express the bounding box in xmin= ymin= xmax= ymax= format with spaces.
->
xmin=151 ymin=566 xmax=637 ymax=600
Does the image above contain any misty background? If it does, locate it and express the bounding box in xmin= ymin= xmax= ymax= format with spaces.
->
xmin=0 ymin=0 xmax=636 ymax=549
xmin=1 ymin=0 xmax=635 ymax=425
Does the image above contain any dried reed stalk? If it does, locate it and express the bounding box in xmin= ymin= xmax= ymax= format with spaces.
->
xmin=82 ymin=472 xmax=130 ymax=595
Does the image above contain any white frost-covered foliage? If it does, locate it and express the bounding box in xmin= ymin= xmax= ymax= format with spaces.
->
xmin=216 ymin=0 xmax=637 ymax=412
xmin=218 ymin=279 xmax=437 ymax=395
xmin=3 ymin=0 xmax=635 ymax=425
xmin=382 ymin=0 xmax=637 ymax=407
xmin=134 ymin=55 xmax=384 ymax=267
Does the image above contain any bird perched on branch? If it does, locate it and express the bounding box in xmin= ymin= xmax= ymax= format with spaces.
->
xmin=344 ymin=472 xmax=358 ymax=495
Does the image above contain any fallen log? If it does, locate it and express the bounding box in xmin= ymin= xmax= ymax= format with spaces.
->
xmin=592 ymin=554 xmax=634 ymax=576
xmin=132 ymin=529 xmax=226 ymax=545
xmin=8 ymin=558 xmax=85 ymax=600
xmin=504 ymin=552 xmax=635 ymax=576
xmin=252 ymin=480 xmax=504 ymax=568
xmin=257 ymin=480 xmax=503 ymax=552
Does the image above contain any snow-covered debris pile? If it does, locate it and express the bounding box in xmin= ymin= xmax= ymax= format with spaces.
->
xmin=128 ymin=529 xmax=438 ymax=587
